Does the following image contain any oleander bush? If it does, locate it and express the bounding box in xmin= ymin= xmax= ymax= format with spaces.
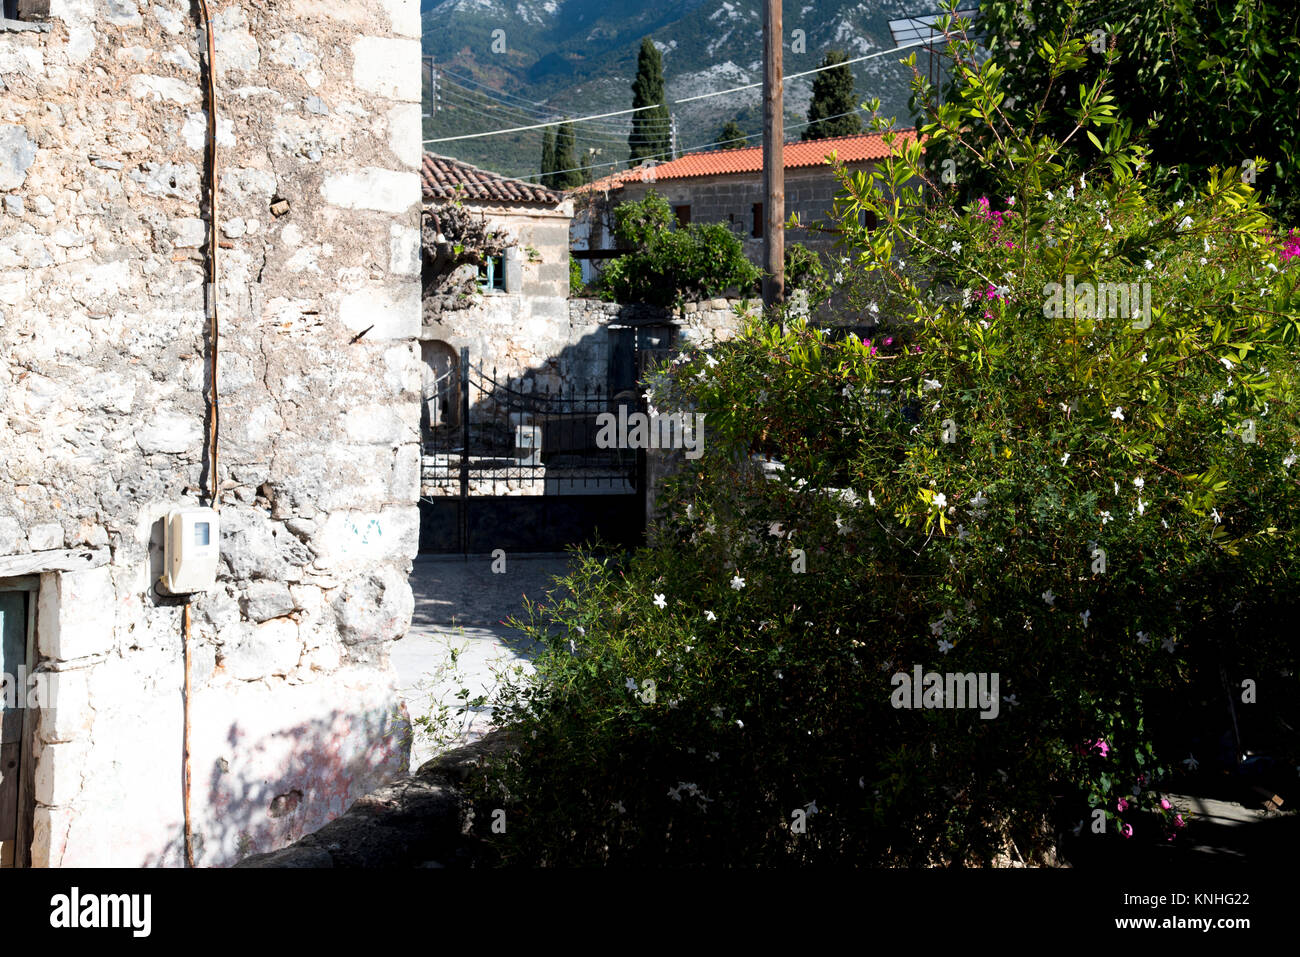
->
xmin=466 ymin=25 xmax=1300 ymax=866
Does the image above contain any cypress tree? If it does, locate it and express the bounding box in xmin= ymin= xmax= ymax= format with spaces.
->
xmin=717 ymin=120 xmax=747 ymax=149
xmin=803 ymin=50 xmax=863 ymax=141
xmin=552 ymin=121 xmax=582 ymax=190
xmin=628 ymin=37 xmax=672 ymax=166
xmin=540 ymin=128 xmax=556 ymax=189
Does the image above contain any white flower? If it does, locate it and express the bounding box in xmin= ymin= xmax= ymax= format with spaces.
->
xmin=923 ymin=378 xmax=942 ymax=391
xmin=1045 ymin=190 xmax=1054 ymax=200
xmin=1113 ymin=480 xmax=1120 ymax=495
xmin=705 ymin=354 xmax=718 ymax=368
xmin=1283 ymin=452 xmax=1296 ymax=469
xmin=653 ymin=593 xmax=667 ymax=609
xmin=1211 ymin=390 xmax=1225 ymax=406
xmin=930 ymin=620 xmax=945 ymax=636
xmin=730 ymin=575 xmax=745 ymax=590
xmin=804 ymin=799 xmax=819 ymax=816
xmin=970 ymin=490 xmax=989 ymax=508
xmin=932 ymin=492 xmax=947 ymax=509
xmin=768 ymin=521 xmax=784 ymax=537
xmin=1061 ymin=452 xmax=1071 ymax=465
xmin=1065 ymin=185 xmax=1075 ymax=200
xmin=1041 ymin=589 xmax=1055 ymax=607
xmin=1161 ymin=636 xmax=1177 ymax=653
xmin=950 ymin=241 xmax=962 ymax=255
xmin=1177 ymin=215 xmax=1193 ymax=231
xmin=937 ymin=639 xmax=954 ymax=654
xmin=1103 ymin=220 xmax=1113 ymax=233
xmin=868 ymin=490 xmax=877 ymax=506
xmin=1137 ymin=631 xmax=1149 ymax=645
xmin=568 ymin=639 xmax=577 ymax=654
xmin=1210 ymin=508 xmax=1221 ymax=524
xmin=1136 ymin=498 xmax=1146 ymax=516
xmin=1175 ymin=198 xmax=1185 ymax=209
xmin=1080 ymin=609 xmax=1091 ymax=628
xmin=1002 ymin=695 xmax=1019 ymax=707
xmin=1100 ymin=510 xmax=1112 ymax=525
xmin=1111 ymin=406 xmax=1125 ymax=421
xmin=1140 ymin=352 xmax=1147 ymax=363
xmin=735 ymin=719 xmax=744 ymax=729
xmin=626 ymin=677 xmax=638 ymax=692
xmin=1144 ymin=259 xmax=1155 ymax=270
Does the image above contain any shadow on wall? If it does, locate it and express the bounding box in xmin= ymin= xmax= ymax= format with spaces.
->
xmin=141 ymin=703 xmax=410 ymax=868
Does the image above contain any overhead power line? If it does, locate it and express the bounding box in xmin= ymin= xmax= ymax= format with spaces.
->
xmin=423 ymin=35 xmax=935 ymax=144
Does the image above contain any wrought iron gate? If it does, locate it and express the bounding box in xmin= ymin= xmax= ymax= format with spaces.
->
xmin=418 ymin=348 xmax=647 ymax=554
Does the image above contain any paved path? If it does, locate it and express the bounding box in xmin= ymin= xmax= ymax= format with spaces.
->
xmin=392 ymin=554 xmax=575 ymax=772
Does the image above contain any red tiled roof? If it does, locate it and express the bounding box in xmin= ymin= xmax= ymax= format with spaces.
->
xmin=578 ymin=129 xmax=918 ymax=194
xmin=422 ymin=153 xmax=563 ymax=205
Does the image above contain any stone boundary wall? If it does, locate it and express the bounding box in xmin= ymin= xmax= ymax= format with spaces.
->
xmin=1 ymin=0 xmax=423 ymax=866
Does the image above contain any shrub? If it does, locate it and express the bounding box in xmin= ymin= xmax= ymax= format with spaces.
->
xmin=597 ymin=191 xmax=761 ymax=307
xmin=467 ymin=26 xmax=1300 ymax=866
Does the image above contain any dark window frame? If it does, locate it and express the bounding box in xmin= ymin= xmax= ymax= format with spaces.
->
xmin=2 ymin=0 xmax=50 ymax=21
xmin=752 ymin=203 xmax=763 ymax=238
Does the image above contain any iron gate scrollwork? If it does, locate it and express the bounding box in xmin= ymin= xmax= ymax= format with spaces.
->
xmin=419 ymin=348 xmax=647 ymax=554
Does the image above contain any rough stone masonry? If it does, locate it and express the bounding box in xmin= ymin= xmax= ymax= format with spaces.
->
xmin=0 ymin=0 xmax=424 ymax=865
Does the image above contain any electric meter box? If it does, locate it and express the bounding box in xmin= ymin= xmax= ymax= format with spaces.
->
xmin=161 ymin=507 xmax=220 ymax=594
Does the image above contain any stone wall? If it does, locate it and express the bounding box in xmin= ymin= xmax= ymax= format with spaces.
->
xmin=421 ymin=296 xmax=754 ymax=402
xmin=0 ymin=0 xmax=423 ymax=866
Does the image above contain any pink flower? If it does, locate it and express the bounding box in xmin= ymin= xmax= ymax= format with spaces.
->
xmin=1174 ymin=814 xmax=1186 ymax=829
xmin=1281 ymin=229 xmax=1300 ymax=261
xmin=1159 ymin=798 xmax=1171 ymax=810
xmin=1090 ymin=738 xmax=1110 ymax=757
xmin=1116 ymin=798 xmax=1129 ymax=812
xmin=1121 ymin=823 xmax=1133 ymax=839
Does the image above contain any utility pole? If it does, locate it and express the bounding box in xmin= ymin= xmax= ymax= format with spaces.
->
xmin=423 ymin=57 xmax=438 ymax=118
xmin=762 ymin=0 xmax=784 ymax=311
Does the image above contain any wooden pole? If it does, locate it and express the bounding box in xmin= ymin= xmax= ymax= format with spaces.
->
xmin=762 ymin=0 xmax=784 ymax=311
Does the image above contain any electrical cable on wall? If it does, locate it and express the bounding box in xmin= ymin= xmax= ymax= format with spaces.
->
xmin=183 ymin=0 xmax=220 ymax=871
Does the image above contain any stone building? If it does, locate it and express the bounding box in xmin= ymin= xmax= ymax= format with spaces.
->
xmin=419 ymin=152 xmax=575 ymax=399
xmin=571 ymin=129 xmax=918 ymax=285
xmin=0 ymin=0 xmax=423 ymax=866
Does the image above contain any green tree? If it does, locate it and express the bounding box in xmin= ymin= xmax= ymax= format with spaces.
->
xmin=540 ymin=128 xmax=556 ymax=189
xmin=551 ymin=121 xmax=583 ymax=190
xmin=628 ymin=38 xmax=672 ymax=166
xmin=716 ymin=120 xmax=748 ymax=150
xmin=802 ymin=49 xmax=863 ymax=141
xmin=597 ymin=191 xmax=760 ymax=307
xmin=923 ymin=0 xmax=1300 ymax=222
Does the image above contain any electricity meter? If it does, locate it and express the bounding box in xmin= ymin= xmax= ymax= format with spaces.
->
xmin=161 ymin=507 xmax=220 ymax=594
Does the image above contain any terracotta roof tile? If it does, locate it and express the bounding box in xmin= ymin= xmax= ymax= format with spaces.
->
xmin=422 ymin=153 xmax=563 ymax=205
xmin=578 ymin=129 xmax=918 ymax=194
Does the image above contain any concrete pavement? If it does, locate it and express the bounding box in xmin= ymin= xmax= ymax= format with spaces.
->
xmin=393 ymin=554 xmax=575 ymax=771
